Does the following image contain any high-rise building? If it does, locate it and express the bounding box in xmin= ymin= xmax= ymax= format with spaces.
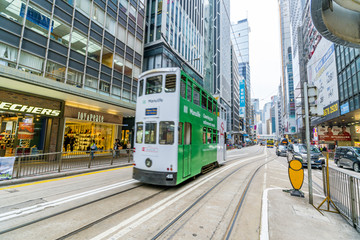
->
xmin=230 ymin=44 xmax=240 ymax=143
xmin=231 ymin=18 xmax=251 ymax=136
xmin=143 ymin=0 xmax=204 ymax=85
xmin=0 ymin=0 xmax=146 ymax=154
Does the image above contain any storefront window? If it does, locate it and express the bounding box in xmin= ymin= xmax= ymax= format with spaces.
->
xmin=18 ymin=51 xmax=44 ymax=75
xmin=136 ymin=122 xmax=143 ymax=143
xmin=0 ymin=43 xmax=17 ymax=68
xmin=145 ymin=122 xmax=156 ymax=144
xmin=159 ymin=121 xmax=174 ymax=144
xmin=45 ymin=60 xmax=66 ymax=82
xmin=64 ymin=121 xmax=115 ymax=152
xmin=71 ymin=30 xmax=88 ymax=55
xmin=51 ymin=18 xmax=71 ymax=47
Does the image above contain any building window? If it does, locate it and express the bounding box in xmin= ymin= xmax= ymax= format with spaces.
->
xmin=114 ymin=54 xmax=124 ymax=72
xmin=76 ymin=0 xmax=91 ymax=15
xmin=45 ymin=61 xmax=65 ymax=82
xmin=165 ymin=74 xmax=176 ymax=92
xmin=100 ymin=81 xmax=110 ymax=93
xmin=24 ymin=2 xmax=52 ymax=37
xmin=67 ymin=68 xmax=83 ymax=87
xmin=71 ymin=30 xmax=88 ymax=55
xmin=124 ymin=60 xmax=133 ymax=77
xmin=0 ymin=43 xmax=17 ymax=68
xmin=84 ymin=75 xmax=98 ymax=90
xmin=92 ymin=4 xmax=105 ymax=26
xmin=18 ymin=51 xmax=44 ymax=74
xmin=117 ymin=24 xmax=126 ymax=42
xmin=51 ymin=18 xmax=71 ymax=47
xmin=0 ymin=0 xmax=25 ymax=24
xmin=87 ymin=38 xmax=102 ymax=62
xmin=112 ymin=85 xmax=121 ymax=97
xmin=105 ymin=15 xmax=116 ymax=35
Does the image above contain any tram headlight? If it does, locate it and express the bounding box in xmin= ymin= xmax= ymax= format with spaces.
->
xmin=145 ymin=158 xmax=152 ymax=167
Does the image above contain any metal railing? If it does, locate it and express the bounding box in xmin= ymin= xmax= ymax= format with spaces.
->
xmin=10 ymin=149 xmax=133 ymax=179
xmin=326 ymin=167 xmax=360 ymax=232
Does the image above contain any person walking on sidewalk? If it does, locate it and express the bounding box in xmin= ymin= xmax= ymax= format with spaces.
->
xmin=90 ymin=140 xmax=97 ymax=160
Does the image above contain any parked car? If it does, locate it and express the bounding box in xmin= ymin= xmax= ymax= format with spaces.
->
xmin=334 ymin=146 xmax=360 ymax=172
xmin=287 ymin=144 xmax=325 ymax=168
xmin=276 ymin=145 xmax=287 ymax=157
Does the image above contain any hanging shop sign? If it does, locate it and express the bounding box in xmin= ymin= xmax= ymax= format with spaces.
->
xmin=77 ymin=112 xmax=104 ymax=123
xmin=318 ymin=125 xmax=351 ymax=141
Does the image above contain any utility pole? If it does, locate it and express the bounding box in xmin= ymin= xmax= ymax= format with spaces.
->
xmin=304 ymin=81 xmax=313 ymax=204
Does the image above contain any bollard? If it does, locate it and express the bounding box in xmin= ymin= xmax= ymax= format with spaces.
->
xmin=16 ymin=156 xmax=21 ymax=178
xmin=58 ymin=152 xmax=63 ymax=173
xmin=349 ymin=176 xmax=357 ymax=227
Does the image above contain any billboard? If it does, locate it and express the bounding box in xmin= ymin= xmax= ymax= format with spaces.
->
xmin=307 ymin=38 xmax=338 ymax=121
xmin=318 ymin=126 xmax=351 ymax=141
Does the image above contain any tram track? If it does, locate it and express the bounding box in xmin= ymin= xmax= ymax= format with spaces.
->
xmin=0 ymin=183 xmax=168 ymax=237
xmin=151 ymin=148 xmax=276 ymax=240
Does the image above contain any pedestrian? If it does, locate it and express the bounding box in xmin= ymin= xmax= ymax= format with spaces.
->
xmin=90 ymin=140 xmax=97 ymax=160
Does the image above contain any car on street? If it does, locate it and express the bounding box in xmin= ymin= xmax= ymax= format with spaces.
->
xmin=334 ymin=146 xmax=360 ymax=172
xmin=276 ymin=145 xmax=287 ymax=157
xmin=287 ymin=144 xmax=325 ymax=168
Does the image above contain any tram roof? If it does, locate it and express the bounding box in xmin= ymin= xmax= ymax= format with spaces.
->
xmin=139 ymin=67 xmax=180 ymax=78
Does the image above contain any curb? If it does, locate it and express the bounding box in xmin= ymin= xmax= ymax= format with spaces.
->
xmin=0 ymin=162 xmax=134 ymax=187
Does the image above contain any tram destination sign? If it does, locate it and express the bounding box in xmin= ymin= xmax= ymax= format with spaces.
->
xmin=146 ymin=108 xmax=158 ymax=116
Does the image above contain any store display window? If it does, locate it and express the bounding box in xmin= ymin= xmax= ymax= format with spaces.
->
xmin=0 ymin=112 xmax=46 ymax=157
xmin=64 ymin=120 xmax=115 ymax=152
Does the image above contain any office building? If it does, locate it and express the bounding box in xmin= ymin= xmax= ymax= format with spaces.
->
xmin=0 ymin=0 xmax=146 ymax=155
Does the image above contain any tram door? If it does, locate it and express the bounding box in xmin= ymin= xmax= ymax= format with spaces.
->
xmin=182 ymin=122 xmax=192 ymax=177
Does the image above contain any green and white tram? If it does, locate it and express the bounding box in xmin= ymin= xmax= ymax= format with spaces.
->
xmin=133 ymin=68 xmax=226 ymax=186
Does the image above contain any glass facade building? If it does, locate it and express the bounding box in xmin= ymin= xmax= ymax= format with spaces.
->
xmin=0 ymin=0 xmax=146 ymax=155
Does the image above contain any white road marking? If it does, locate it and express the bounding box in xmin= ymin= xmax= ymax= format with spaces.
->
xmin=91 ymin=151 xmax=266 ymax=240
xmin=0 ymin=179 xmax=138 ymax=222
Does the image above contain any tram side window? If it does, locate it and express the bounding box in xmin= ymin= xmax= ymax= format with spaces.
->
xmin=202 ymin=127 xmax=207 ymax=144
xmin=208 ymin=99 xmax=212 ymax=113
xmin=165 ymin=74 xmax=176 ymax=92
xmin=217 ymin=131 xmax=219 ymax=143
xmin=136 ymin=122 xmax=144 ymax=143
xmin=159 ymin=121 xmax=175 ymax=144
xmin=180 ymin=79 xmax=186 ymax=99
xmin=139 ymin=79 xmax=144 ymax=96
xmin=146 ymin=75 xmax=162 ymax=95
xmin=212 ymin=129 xmax=217 ymax=143
xmin=145 ymin=122 xmax=157 ymax=144
xmin=213 ymin=101 xmax=217 ymax=115
xmin=201 ymin=92 xmax=207 ymax=109
xmin=193 ymin=87 xmax=200 ymax=106
xmin=178 ymin=122 xmax=183 ymax=145
xmin=207 ymin=128 xmax=212 ymax=144
xmin=187 ymin=82 xmax=192 ymax=102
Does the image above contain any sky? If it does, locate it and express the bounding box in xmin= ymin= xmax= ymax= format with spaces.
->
xmin=229 ymin=0 xmax=281 ymax=109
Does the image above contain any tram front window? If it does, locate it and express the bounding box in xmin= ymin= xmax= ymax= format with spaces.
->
xmin=159 ymin=121 xmax=175 ymax=144
xmin=165 ymin=74 xmax=176 ymax=92
xmin=145 ymin=122 xmax=157 ymax=144
xmin=146 ymin=75 xmax=162 ymax=94
xmin=136 ymin=122 xmax=143 ymax=143
xmin=138 ymin=79 xmax=144 ymax=96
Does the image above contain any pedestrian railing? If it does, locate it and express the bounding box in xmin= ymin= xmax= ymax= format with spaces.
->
xmin=10 ymin=149 xmax=133 ymax=179
xmin=326 ymin=167 xmax=360 ymax=232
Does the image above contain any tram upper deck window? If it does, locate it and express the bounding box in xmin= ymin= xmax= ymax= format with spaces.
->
xmin=194 ymin=86 xmax=200 ymax=106
xmin=213 ymin=101 xmax=217 ymax=115
xmin=208 ymin=99 xmax=212 ymax=113
xmin=146 ymin=76 xmax=162 ymax=95
xmin=159 ymin=121 xmax=175 ymax=144
xmin=201 ymin=92 xmax=207 ymax=109
xmin=180 ymin=78 xmax=186 ymax=99
xmin=136 ymin=122 xmax=144 ymax=143
xmin=139 ymin=79 xmax=144 ymax=96
xmin=145 ymin=122 xmax=157 ymax=144
xmin=165 ymin=74 xmax=176 ymax=92
xmin=187 ymin=82 xmax=192 ymax=102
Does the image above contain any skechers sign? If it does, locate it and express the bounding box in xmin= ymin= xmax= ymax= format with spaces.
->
xmin=0 ymin=102 xmax=61 ymax=117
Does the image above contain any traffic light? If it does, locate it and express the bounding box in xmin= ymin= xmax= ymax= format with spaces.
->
xmin=307 ymin=85 xmax=323 ymax=116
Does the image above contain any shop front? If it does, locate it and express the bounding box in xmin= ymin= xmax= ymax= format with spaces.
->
xmin=63 ymin=106 xmax=123 ymax=152
xmin=0 ymin=89 xmax=63 ymax=156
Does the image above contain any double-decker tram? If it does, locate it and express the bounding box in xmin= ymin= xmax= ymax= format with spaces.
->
xmin=133 ymin=68 xmax=226 ymax=186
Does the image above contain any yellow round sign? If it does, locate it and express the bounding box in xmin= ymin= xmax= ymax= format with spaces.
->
xmin=288 ymin=160 xmax=304 ymax=190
